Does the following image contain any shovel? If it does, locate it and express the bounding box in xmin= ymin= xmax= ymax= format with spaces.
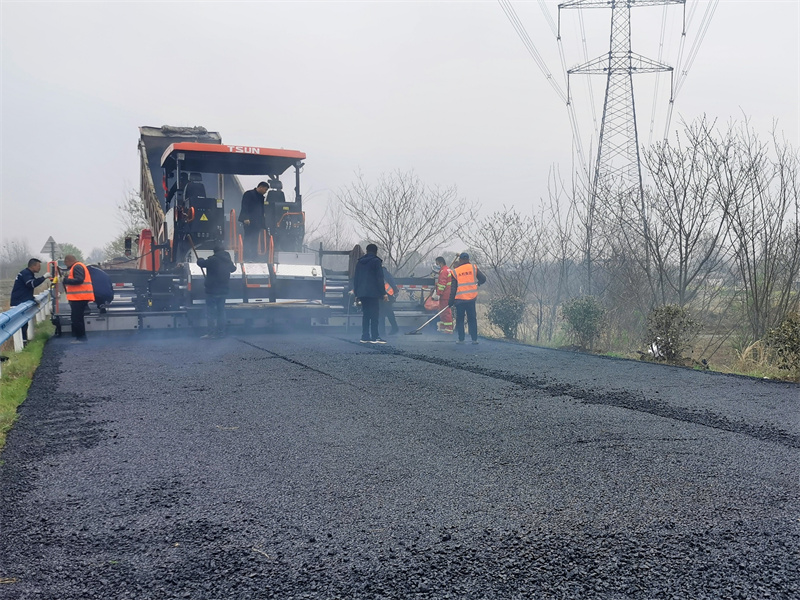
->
xmin=187 ymin=234 xmax=206 ymax=277
xmin=406 ymin=305 xmax=450 ymax=335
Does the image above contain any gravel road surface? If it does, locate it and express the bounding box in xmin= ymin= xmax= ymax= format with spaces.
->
xmin=1 ymin=331 xmax=798 ymax=599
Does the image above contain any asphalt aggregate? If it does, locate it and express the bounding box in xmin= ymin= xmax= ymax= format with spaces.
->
xmin=1 ymin=330 xmax=798 ymax=599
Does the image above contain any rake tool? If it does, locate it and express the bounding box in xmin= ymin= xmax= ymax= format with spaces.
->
xmin=405 ymin=305 xmax=450 ymax=335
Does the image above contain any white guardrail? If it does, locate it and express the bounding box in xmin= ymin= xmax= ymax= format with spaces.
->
xmin=0 ymin=291 xmax=51 ymax=376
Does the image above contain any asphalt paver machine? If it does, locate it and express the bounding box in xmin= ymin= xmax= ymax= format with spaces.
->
xmin=82 ymin=127 xmax=328 ymax=332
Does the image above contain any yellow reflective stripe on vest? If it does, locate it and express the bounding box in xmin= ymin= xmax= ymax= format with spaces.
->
xmin=66 ymin=263 xmax=95 ymax=301
xmin=454 ymin=264 xmax=478 ymax=300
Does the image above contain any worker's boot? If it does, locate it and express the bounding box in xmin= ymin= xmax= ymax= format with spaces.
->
xmin=201 ymin=319 xmax=217 ymax=339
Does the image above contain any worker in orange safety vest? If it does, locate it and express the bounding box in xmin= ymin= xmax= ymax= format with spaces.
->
xmin=379 ymin=266 xmax=400 ymax=336
xmin=62 ymin=254 xmax=95 ymax=343
xmin=448 ymin=252 xmax=487 ymax=344
xmin=432 ymin=256 xmax=454 ymax=333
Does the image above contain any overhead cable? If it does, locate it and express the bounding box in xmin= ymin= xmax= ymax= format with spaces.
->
xmin=648 ymin=4 xmax=670 ymax=146
xmin=578 ymin=8 xmax=598 ymax=134
xmin=674 ymin=0 xmax=718 ymax=99
xmin=498 ymin=0 xmax=568 ymax=104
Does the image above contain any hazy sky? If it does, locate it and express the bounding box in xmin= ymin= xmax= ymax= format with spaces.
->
xmin=2 ymin=1 xmax=798 ymax=257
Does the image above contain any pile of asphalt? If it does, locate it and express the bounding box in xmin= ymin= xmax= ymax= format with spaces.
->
xmin=1 ymin=332 xmax=798 ymax=599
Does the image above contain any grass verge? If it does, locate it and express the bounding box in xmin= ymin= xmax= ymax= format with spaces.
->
xmin=0 ymin=322 xmax=53 ymax=454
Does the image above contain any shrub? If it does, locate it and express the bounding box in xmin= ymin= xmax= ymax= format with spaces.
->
xmin=561 ymin=295 xmax=605 ymax=351
xmin=645 ymin=304 xmax=700 ymax=362
xmin=488 ymin=295 xmax=526 ymax=340
xmin=765 ymin=312 xmax=800 ymax=377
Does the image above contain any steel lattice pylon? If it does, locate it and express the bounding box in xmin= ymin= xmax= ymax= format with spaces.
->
xmin=560 ymin=0 xmax=684 ymax=200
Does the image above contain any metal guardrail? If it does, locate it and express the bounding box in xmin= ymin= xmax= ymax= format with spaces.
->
xmin=0 ymin=291 xmax=51 ymax=375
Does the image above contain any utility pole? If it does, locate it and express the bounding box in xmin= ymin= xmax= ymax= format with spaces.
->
xmin=558 ymin=0 xmax=684 ymax=293
xmin=560 ymin=0 xmax=683 ymax=196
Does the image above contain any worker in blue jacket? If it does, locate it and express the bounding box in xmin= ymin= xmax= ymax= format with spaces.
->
xmin=10 ymin=258 xmax=50 ymax=343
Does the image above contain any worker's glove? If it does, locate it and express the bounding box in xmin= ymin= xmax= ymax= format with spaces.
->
xmin=432 ymin=294 xmax=440 ymax=301
xmin=44 ymin=272 xmax=52 ymax=279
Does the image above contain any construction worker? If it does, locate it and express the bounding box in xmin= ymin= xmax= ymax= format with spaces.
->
xmin=62 ymin=254 xmax=94 ymax=343
xmin=239 ymin=181 xmax=269 ymax=262
xmin=379 ymin=266 xmax=400 ymax=336
xmin=432 ymin=256 xmax=453 ymax=333
xmin=353 ymin=243 xmax=387 ymax=344
xmin=10 ymin=258 xmax=50 ymax=344
xmin=196 ymin=244 xmax=236 ymax=339
xmin=448 ymin=252 xmax=487 ymax=344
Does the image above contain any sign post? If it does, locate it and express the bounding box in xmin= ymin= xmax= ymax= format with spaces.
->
xmin=40 ymin=236 xmax=62 ymax=263
xmin=40 ymin=236 xmax=62 ymax=336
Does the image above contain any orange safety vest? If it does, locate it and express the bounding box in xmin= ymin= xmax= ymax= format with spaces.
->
xmin=65 ymin=262 xmax=95 ymax=302
xmin=454 ymin=263 xmax=478 ymax=301
xmin=384 ymin=282 xmax=395 ymax=297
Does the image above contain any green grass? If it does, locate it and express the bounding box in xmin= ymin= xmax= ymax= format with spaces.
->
xmin=0 ymin=322 xmax=53 ymax=454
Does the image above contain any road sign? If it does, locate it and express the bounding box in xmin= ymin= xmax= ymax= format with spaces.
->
xmin=41 ymin=236 xmax=62 ymax=257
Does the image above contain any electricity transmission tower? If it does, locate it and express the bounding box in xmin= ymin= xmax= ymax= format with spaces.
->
xmin=559 ymin=0 xmax=685 ymax=202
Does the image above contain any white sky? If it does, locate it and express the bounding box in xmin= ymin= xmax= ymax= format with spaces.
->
xmin=2 ymin=0 xmax=798 ymax=257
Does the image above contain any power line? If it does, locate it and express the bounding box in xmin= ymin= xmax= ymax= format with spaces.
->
xmin=663 ymin=0 xmax=718 ymax=139
xmin=674 ymin=0 xmax=719 ymax=99
xmin=499 ymin=0 xmax=591 ymax=187
xmin=498 ymin=0 xmax=567 ymax=103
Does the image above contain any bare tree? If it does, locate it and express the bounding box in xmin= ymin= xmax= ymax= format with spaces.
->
xmin=461 ymin=206 xmax=547 ymax=339
xmin=0 ymin=238 xmax=33 ymax=279
xmin=721 ymin=122 xmax=800 ymax=341
xmin=336 ymin=170 xmax=473 ymax=275
xmin=104 ymin=188 xmax=149 ymax=259
xmin=572 ymin=176 xmax=607 ymax=297
xmin=593 ymin=185 xmax=657 ymax=345
xmin=640 ymin=117 xmax=730 ymax=307
xmin=461 ymin=207 xmax=545 ymax=298
xmin=534 ymin=172 xmax=580 ymax=342
xmin=305 ymin=197 xmax=356 ymax=252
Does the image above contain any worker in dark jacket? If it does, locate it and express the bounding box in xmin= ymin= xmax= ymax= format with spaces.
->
xmin=448 ymin=252 xmax=487 ymax=344
xmin=196 ymin=244 xmax=236 ymax=339
xmin=10 ymin=258 xmax=50 ymax=343
xmin=352 ymin=243 xmax=386 ymax=344
xmin=379 ymin=266 xmax=400 ymax=336
xmin=62 ymin=255 xmax=94 ymax=343
xmin=239 ymin=182 xmax=269 ymax=261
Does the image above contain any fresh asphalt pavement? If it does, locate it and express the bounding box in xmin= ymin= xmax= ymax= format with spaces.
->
xmin=1 ymin=330 xmax=798 ymax=599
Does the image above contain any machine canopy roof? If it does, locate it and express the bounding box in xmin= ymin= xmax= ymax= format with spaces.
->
xmin=161 ymin=142 xmax=306 ymax=176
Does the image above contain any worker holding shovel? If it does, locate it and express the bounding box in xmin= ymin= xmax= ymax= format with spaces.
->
xmin=432 ymin=256 xmax=454 ymax=333
xmin=196 ymin=244 xmax=236 ymax=339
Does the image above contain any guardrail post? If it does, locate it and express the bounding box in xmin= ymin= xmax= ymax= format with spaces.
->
xmin=12 ymin=329 xmax=24 ymax=352
xmin=0 ymin=291 xmax=52 ymax=374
